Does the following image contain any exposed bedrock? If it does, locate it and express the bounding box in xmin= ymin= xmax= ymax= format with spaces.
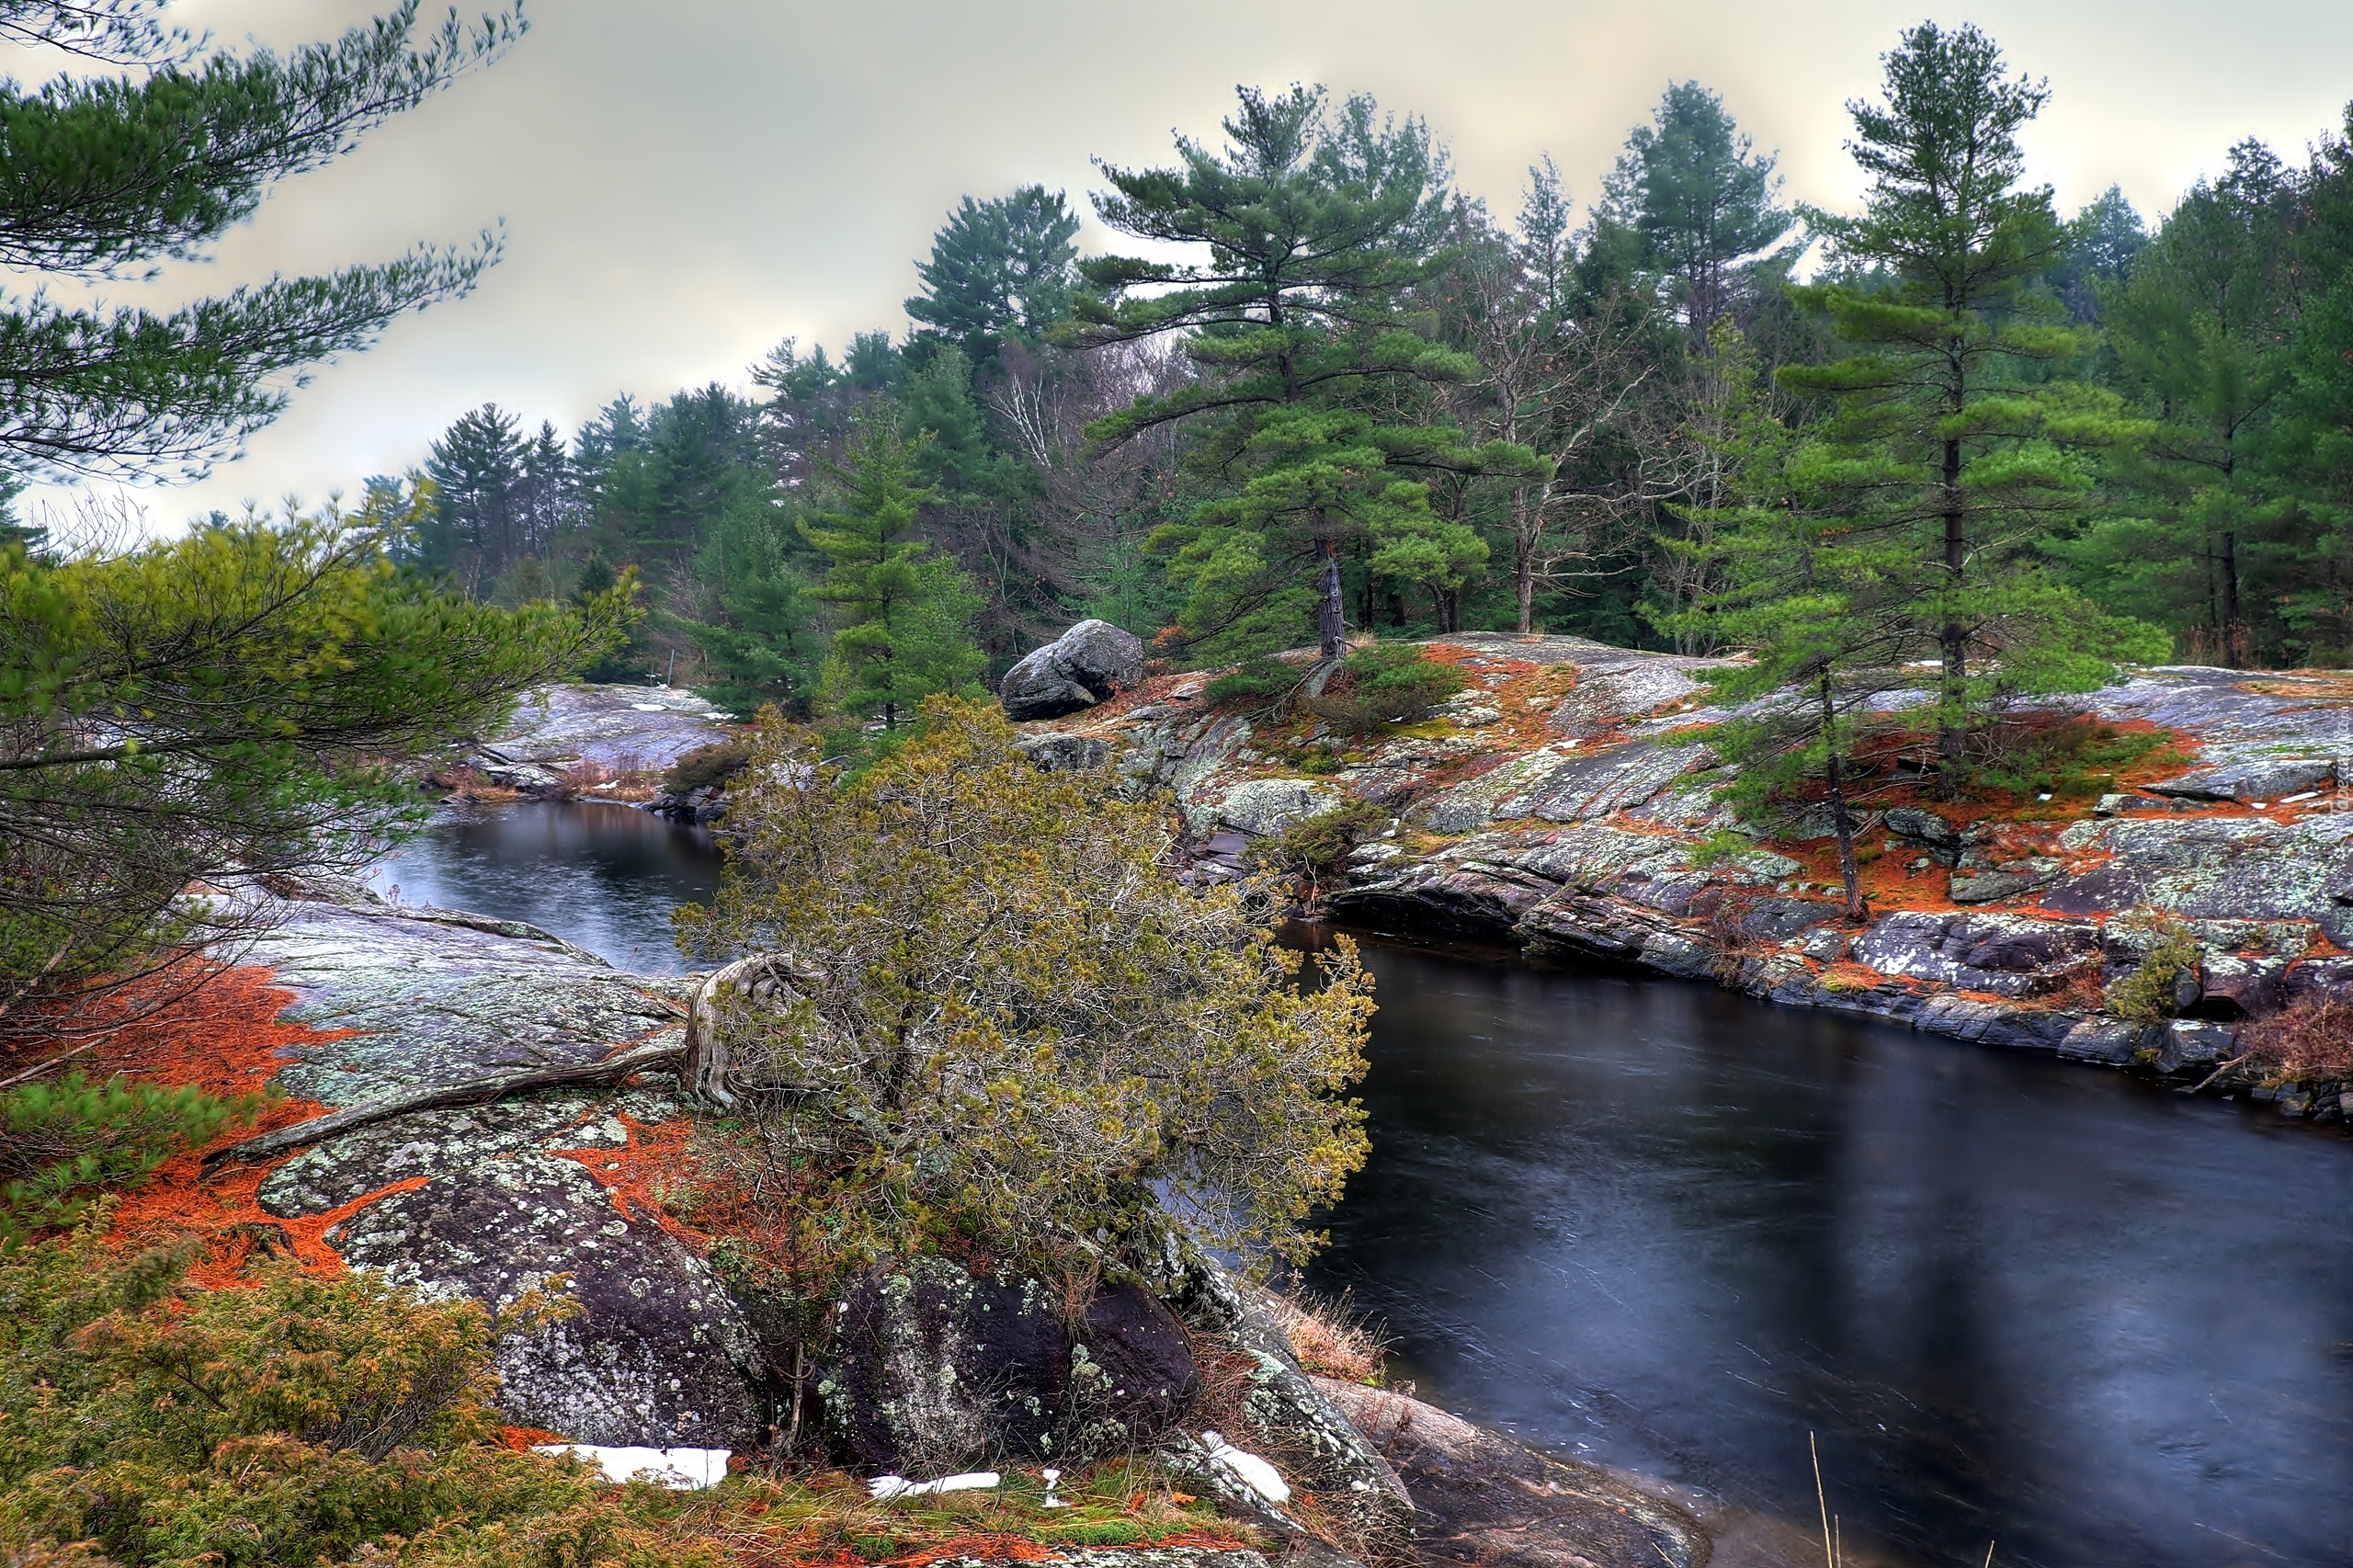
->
xmin=1018 ymin=631 xmax=2353 ymax=1113
xmin=221 ymin=895 xmax=1410 ymax=1511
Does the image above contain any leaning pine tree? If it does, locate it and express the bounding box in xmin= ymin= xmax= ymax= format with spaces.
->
xmin=1784 ymin=20 xmax=2162 ymax=799
xmin=1 ymin=4 xmax=631 ymax=1052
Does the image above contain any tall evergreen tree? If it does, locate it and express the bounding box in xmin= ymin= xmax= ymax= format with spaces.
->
xmin=1657 ymin=324 xmax=1915 ymax=922
xmin=686 ymin=493 xmax=819 ymax=718
xmin=1598 ymin=81 xmax=1793 ymax=336
xmin=1785 ymin=21 xmax=2159 ymax=797
xmin=2050 ymin=184 xmax=2148 ymax=323
xmin=905 ymin=186 xmax=1081 ymax=362
xmin=2075 ymin=143 xmax=2299 ymax=665
xmin=1081 ymin=85 xmax=1520 ymax=660
xmin=800 ymin=416 xmax=983 ymax=730
xmin=2265 ymin=105 xmax=2353 ymax=659
xmin=422 ymin=402 xmax=524 ymax=591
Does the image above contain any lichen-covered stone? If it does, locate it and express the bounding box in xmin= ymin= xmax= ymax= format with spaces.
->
xmin=1001 ymin=619 xmax=1147 ymax=721
xmin=2041 ymin=815 xmax=2353 ymax=941
xmin=818 ymin=1258 xmax=1199 ymax=1472
xmin=491 ymin=684 xmax=733 ymax=770
xmin=240 ymin=904 xmax=765 ymax=1449
xmin=1017 ymin=732 xmax=1112 ymax=771
xmin=1210 ymin=778 xmax=1345 ymax=836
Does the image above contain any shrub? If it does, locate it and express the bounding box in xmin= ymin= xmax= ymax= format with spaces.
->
xmin=1972 ymin=714 xmax=2186 ymax=801
xmin=673 ymin=698 xmax=1374 ymax=1275
xmin=1204 ymin=655 xmax=1300 ymax=708
xmin=0 ymin=1074 xmax=266 ymax=1250
xmin=1687 ymin=827 xmax=1756 ymax=869
xmin=1307 ymin=642 xmax=1465 ymax=735
xmin=2102 ymin=912 xmax=2203 ymax=1023
xmin=662 ymin=737 xmax=755 ymax=795
xmin=1246 ymin=799 xmax=1392 ymax=892
xmin=0 ymin=1225 xmax=722 ymax=1568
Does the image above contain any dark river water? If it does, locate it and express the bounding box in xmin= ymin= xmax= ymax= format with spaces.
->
xmin=365 ymin=801 xmax=720 ymax=972
xmin=374 ymin=805 xmax=2353 ymax=1568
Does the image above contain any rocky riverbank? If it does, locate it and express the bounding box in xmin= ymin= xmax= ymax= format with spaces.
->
xmin=98 ymin=892 xmax=1728 ymax=1568
xmin=1012 ymin=632 xmax=2353 ymax=1121
xmin=428 ymin=682 xmax=736 ymax=805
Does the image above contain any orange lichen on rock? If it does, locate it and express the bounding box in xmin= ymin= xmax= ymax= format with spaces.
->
xmin=51 ymin=961 xmax=404 ymax=1283
xmin=499 ymin=1424 xmax=572 ymax=1450
xmin=552 ymin=1108 xmax=704 ymax=1246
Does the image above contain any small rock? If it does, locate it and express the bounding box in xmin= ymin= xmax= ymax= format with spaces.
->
xmin=2155 ymin=1018 xmax=2237 ymax=1074
xmin=2147 ymin=757 xmax=2336 ymax=803
xmin=1949 ymin=870 xmax=2037 ymax=903
xmin=1015 ymin=733 xmax=1110 ymax=772
xmin=1885 ymin=805 xmax=1961 ymax=849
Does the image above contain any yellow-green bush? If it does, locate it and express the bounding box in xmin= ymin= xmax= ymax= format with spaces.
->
xmin=0 ymin=1225 xmax=722 ymax=1568
xmin=2103 ymin=913 xmax=2203 ymax=1024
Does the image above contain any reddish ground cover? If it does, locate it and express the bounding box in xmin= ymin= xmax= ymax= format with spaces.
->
xmin=9 ymin=962 xmax=432 ymax=1284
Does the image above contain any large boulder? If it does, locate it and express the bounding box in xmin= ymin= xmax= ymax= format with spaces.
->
xmin=1002 ymin=619 xmax=1146 ymax=721
xmin=817 ymin=1256 xmax=1199 ymax=1473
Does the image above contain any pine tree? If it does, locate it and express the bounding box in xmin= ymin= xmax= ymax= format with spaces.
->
xmin=799 ymin=416 xmax=983 ymax=730
xmin=905 ymin=186 xmax=1081 ymax=362
xmin=2075 ymin=143 xmax=2300 ymax=664
xmin=1784 ymin=21 xmax=2161 ymax=798
xmin=686 ymin=494 xmax=819 ymax=718
xmin=1657 ymin=324 xmax=1918 ymax=921
xmin=2265 ymin=105 xmax=2353 ymax=660
xmin=0 ymin=1 xmax=517 ymax=483
xmin=1081 ymin=85 xmax=1522 ymax=660
xmin=423 ymin=403 xmax=525 ymax=591
xmin=2050 ymin=185 xmax=2148 ymax=323
xmin=1597 ymin=81 xmax=1793 ymax=337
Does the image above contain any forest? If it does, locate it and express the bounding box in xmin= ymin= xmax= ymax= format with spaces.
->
xmin=381 ymin=31 xmax=2353 ymax=728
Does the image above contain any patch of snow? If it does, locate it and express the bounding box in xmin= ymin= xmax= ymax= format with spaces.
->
xmin=867 ymin=1471 xmax=1001 ymax=1501
xmin=1200 ymin=1431 xmax=1290 ymax=1505
xmin=533 ymin=1444 xmax=731 ymax=1489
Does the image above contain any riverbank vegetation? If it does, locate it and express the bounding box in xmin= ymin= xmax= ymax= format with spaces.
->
xmin=0 ymin=1221 xmax=1257 ymax=1568
xmin=673 ymin=698 xmax=1372 ymax=1280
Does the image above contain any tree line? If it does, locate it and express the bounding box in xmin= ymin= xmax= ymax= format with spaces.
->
xmin=391 ymin=28 xmax=2353 ymax=738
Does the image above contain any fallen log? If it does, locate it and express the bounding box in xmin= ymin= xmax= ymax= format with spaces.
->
xmin=206 ymin=1037 xmax=684 ymax=1167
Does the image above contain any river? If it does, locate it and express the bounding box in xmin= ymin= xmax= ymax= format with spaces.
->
xmin=371 ymin=803 xmax=2353 ymax=1568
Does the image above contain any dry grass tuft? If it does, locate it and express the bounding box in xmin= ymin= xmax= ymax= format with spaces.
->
xmin=1266 ymin=1287 xmax=1390 ymax=1386
xmin=2242 ymin=992 xmax=2353 ymax=1083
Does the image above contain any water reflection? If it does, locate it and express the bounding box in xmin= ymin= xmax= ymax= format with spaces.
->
xmin=365 ymin=801 xmax=720 ymax=972
xmin=1304 ymin=937 xmax=2353 ymax=1568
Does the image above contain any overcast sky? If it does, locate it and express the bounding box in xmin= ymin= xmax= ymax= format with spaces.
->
xmin=17 ymin=0 xmax=2353 ymax=530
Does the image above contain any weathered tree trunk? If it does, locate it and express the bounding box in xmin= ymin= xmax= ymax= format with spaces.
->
xmin=1314 ymin=536 xmax=1346 ymax=660
xmin=2222 ymin=529 xmax=2243 ymax=668
xmin=1514 ymin=490 xmax=1538 ymax=635
xmin=1819 ymin=670 xmax=1866 ymax=925
xmin=210 ymin=1037 xmax=687 ymax=1167
xmin=681 ymin=952 xmax=822 ymax=1108
xmin=1937 ymin=434 xmax=1968 ymax=801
